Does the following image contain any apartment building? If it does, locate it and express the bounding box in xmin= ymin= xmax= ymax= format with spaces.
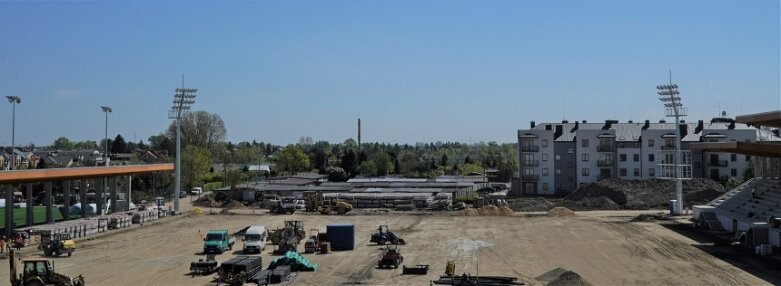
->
xmin=518 ymin=117 xmax=780 ymax=196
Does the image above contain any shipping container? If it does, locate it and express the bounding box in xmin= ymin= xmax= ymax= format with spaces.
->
xmin=326 ymin=224 xmax=355 ymax=250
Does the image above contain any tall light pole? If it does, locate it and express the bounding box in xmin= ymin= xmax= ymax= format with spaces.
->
xmin=101 ymin=106 xmax=112 ymax=167
xmin=169 ymin=86 xmax=197 ymax=214
xmin=6 ymin=96 xmax=21 ymax=170
xmin=657 ymin=73 xmax=687 ymax=215
xmin=5 ymin=96 xmax=20 ymax=237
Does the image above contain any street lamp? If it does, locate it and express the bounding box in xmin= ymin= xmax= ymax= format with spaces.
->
xmin=5 ymin=96 xmax=21 ymax=170
xmin=169 ymin=87 xmax=197 ymax=214
xmin=101 ymin=106 xmax=112 ymax=167
xmin=657 ymin=73 xmax=688 ymax=215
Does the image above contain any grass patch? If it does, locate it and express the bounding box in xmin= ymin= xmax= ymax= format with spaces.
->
xmin=0 ymin=206 xmax=64 ymax=229
xmin=203 ymin=182 xmax=223 ymax=192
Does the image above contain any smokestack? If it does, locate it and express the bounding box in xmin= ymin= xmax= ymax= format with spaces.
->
xmin=358 ymin=118 xmax=362 ymax=150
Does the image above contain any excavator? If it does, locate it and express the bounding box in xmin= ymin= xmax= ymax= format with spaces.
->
xmin=9 ymin=250 xmax=85 ymax=286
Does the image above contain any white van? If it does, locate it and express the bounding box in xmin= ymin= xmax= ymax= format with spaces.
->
xmin=191 ymin=187 xmax=203 ymax=195
xmin=242 ymin=225 xmax=267 ymax=253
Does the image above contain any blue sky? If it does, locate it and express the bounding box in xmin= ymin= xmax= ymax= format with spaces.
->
xmin=0 ymin=0 xmax=778 ymax=146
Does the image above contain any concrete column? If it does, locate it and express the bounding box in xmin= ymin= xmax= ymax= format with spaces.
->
xmin=63 ymin=181 xmax=71 ymax=221
xmin=79 ymin=180 xmax=88 ymax=217
xmin=110 ymin=176 xmax=117 ymax=213
xmin=127 ymin=175 xmax=132 ymax=211
xmin=96 ymin=178 xmax=105 ymax=216
xmin=25 ymin=183 xmax=33 ymax=227
xmin=5 ymin=185 xmax=14 ymax=237
xmin=45 ymin=181 xmax=53 ymax=224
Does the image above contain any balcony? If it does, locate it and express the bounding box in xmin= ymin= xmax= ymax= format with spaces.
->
xmin=597 ymin=144 xmax=613 ymax=152
xmin=522 ymin=160 xmax=539 ymax=167
xmin=597 ymin=160 xmax=613 ymax=167
xmin=521 ymin=174 xmax=539 ymax=182
xmin=708 ymin=160 xmax=728 ymax=167
xmin=521 ymin=145 xmax=540 ymax=152
xmin=661 ymin=144 xmax=676 ymax=150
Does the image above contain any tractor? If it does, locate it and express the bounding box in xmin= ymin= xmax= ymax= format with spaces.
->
xmin=378 ymin=246 xmax=404 ymax=269
xmin=8 ymin=250 xmax=85 ymax=286
xmin=269 ymin=220 xmax=306 ymax=251
xmin=39 ymin=232 xmax=76 ymax=257
xmin=370 ymin=225 xmax=406 ymax=245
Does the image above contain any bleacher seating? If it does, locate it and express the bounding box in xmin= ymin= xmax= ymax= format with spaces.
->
xmin=703 ymin=178 xmax=781 ymax=226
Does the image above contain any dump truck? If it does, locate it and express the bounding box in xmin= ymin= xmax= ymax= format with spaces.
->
xmin=370 ymin=225 xmax=406 ymax=245
xmin=203 ymin=229 xmax=236 ymax=254
xmin=39 ymin=232 xmax=76 ymax=257
xmin=9 ymin=250 xmax=85 ymax=286
xmin=268 ymin=197 xmax=297 ymax=214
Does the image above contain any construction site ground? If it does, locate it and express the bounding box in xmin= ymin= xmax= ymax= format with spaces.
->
xmin=1 ymin=207 xmax=778 ymax=286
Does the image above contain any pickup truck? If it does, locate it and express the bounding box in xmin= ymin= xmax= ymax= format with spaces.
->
xmin=203 ymin=230 xmax=236 ymax=254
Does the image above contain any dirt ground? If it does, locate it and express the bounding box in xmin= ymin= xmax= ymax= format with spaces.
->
xmin=0 ymin=209 xmax=774 ymax=286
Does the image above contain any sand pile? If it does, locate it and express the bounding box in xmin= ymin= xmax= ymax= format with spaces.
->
xmin=462 ymin=205 xmax=515 ymax=216
xmin=630 ymin=213 xmax=667 ymax=222
xmin=222 ymin=200 xmax=246 ymax=209
xmin=547 ymin=207 xmax=575 ymax=217
xmin=536 ymin=268 xmax=590 ymax=286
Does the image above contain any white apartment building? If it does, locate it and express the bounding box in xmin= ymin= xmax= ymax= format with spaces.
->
xmin=517 ymin=117 xmax=781 ymax=196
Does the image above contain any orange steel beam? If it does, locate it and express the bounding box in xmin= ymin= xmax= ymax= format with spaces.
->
xmin=0 ymin=164 xmax=174 ymax=184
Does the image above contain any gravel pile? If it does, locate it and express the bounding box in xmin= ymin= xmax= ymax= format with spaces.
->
xmin=547 ymin=207 xmax=575 ymax=217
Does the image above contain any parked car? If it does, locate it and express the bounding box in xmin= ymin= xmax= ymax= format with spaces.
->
xmin=191 ymin=187 xmax=203 ymax=195
xmin=179 ymin=191 xmax=187 ymax=198
xmin=295 ymin=200 xmax=306 ymax=210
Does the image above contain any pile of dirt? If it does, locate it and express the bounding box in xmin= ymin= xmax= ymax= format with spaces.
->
xmin=218 ymin=208 xmax=234 ymax=215
xmin=462 ymin=205 xmax=515 ymax=216
xmin=564 ymin=178 xmax=725 ymax=210
xmin=222 ymin=200 xmax=246 ymax=209
xmin=508 ymin=197 xmax=558 ymax=212
xmin=536 ymin=267 xmax=590 ymax=286
xmin=193 ymin=192 xmax=247 ymax=209
xmin=630 ymin=213 xmax=668 ymax=222
xmin=547 ymin=207 xmax=575 ymax=217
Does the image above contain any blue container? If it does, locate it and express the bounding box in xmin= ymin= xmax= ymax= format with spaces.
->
xmin=327 ymin=224 xmax=355 ymax=250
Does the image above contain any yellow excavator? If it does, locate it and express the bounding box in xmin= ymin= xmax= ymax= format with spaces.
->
xmin=9 ymin=250 xmax=85 ymax=286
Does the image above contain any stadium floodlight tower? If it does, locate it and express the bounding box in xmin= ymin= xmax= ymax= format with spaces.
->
xmin=656 ymin=75 xmax=692 ymax=215
xmin=5 ymin=96 xmax=21 ymax=170
xmin=169 ymin=86 xmax=197 ymax=214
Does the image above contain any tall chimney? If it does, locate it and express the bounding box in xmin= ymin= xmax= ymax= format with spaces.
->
xmin=358 ymin=118 xmax=362 ymax=150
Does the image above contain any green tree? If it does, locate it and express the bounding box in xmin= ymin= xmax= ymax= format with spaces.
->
xmin=111 ymin=134 xmax=128 ymax=153
xmin=372 ymin=152 xmax=392 ymax=176
xmin=165 ymin=110 xmax=227 ymax=150
xmin=73 ymin=140 xmax=98 ymax=150
xmin=440 ymin=154 xmax=449 ymax=167
xmin=277 ymin=144 xmax=310 ymax=174
xmin=181 ymin=145 xmax=212 ymax=190
xmin=52 ymin=137 xmax=73 ymax=150
xmin=341 ymin=149 xmax=357 ymax=176
xmin=356 ymin=160 xmax=377 ymax=176
xmin=459 ymin=163 xmax=484 ymax=176
xmin=464 ymin=155 xmax=472 ymax=164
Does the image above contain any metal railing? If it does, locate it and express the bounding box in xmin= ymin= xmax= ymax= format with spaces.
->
xmin=521 ymin=174 xmax=539 ymax=181
xmin=522 ymin=160 xmax=539 ymax=166
xmin=521 ymin=145 xmax=540 ymax=152
xmin=597 ymin=160 xmax=613 ymax=166
xmin=597 ymin=144 xmax=613 ymax=152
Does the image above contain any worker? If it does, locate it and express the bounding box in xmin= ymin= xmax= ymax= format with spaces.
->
xmin=0 ymin=236 xmax=5 ymax=254
xmin=14 ymin=234 xmax=22 ymax=251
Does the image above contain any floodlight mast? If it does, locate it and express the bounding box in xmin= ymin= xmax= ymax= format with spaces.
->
xmin=656 ymin=73 xmax=687 ymax=215
xmin=169 ymin=85 xmax=197 ymax=214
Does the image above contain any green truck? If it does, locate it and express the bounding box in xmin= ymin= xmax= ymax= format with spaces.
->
xmin=203 ymin=230 xmax=236 ymax=254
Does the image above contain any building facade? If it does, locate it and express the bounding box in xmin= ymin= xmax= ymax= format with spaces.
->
xmin=518 ymin=117 xmax=780 ymax=196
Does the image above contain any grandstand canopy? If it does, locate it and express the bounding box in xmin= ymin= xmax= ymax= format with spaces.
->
xmin=737 ymin=110 xmax=781 ymax=128
xmin=0 ymin=164 xmax=174 ymax=184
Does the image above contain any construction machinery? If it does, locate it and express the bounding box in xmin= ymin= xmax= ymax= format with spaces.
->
xmin=268 ymin=197 xmax=297 ymax=214
xmin=269 ymin=221 xmax=306 ymax=254
xmin=304 ymin=229 xmax=320 ymax=253
xmin=189 ymin=254 xmax=219 ymax=277
xmin=39 ymin=232 xmax=76 ymax=257
xmin=303 ymin=191 xmax=324 ymax=212
xmin=9 ymin=250 xmax=85 ymax=286
xmin=318 ymin=200 xmax=353 ymax=215
xmin=370 ymin=225 xmax=406 ymax=245
xmin=378 ymin=246 xmax=403 ymax=269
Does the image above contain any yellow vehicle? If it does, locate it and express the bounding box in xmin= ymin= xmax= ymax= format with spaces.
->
xmin=9 ymin=250 xmax=85 ymax=286
xmin=39 ymin=232 xmax=76 ymax=257
xmin=318 ymin=201 xmax=353 ymax=215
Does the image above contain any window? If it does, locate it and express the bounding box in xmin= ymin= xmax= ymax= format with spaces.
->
xmin=524 ymin=154 xmax=535 ymax=161
xmin=556 ymin=169 xmax=561 ymax=175
xmin=649 ymin=168 xmax=655 ymax=177
xmin=542 ymin=183 xmax=549 ymax=191
xmin=524 ymin=168 xmax=535 ymax=175
xmin=581 ymin=139 xmax=589 ymax=148
xmin=633 ymin=168 xmax=640 ymax=177
xmin=731 ymin=168 xmax=737 ymax=177
xmin=567 ymin=148 xmax=574 ymax=154
xmin=581 ymin=154 xmax=589 ymax=161
xmin=618 ymin=142 xmax=625 ymax=148
xmin=648 ymin=139 xmax=655 ymax=148
xmin=730 ymin=154 xmax=736 ymax=162
xmin=619 ymin=168 xmax=627 ymax=177
xmin=648 ymin=154 xmax=655 ymax=162
xmin=542 ymin=168 xmax=549 ymax=176
xmin=555 ymin=155 xmax=561 ymax=161
xmin=619 ymin=154 xmax=627 ymax=162
xmin=633 ymin=154 xmax=640 ymax=162
xmin=582 ymin=168 xmax=590 ymax=176
xmin=542 ymin=154 xmax=548 ymax=161
xmin=542 ymin=139 xmax=549 ymax=147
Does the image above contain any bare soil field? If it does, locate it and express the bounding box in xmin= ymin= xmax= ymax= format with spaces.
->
xmin=0 ymin=210 xmax=774 ymax=286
